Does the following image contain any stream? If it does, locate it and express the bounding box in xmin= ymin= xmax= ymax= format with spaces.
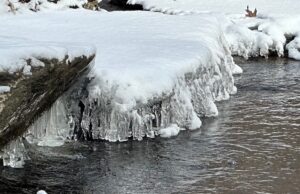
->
xmin=0 ymin=58 xmax=299 ymax=193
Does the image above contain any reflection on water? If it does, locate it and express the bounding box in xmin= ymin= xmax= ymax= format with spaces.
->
xmin=0 ymin=58 xmax=300 ymax=194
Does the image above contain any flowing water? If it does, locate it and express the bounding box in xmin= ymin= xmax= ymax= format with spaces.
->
xmin=0 ymin=58 xmax=299 ymax=194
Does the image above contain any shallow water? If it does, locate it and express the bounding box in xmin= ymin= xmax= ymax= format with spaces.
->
xmin=0 ymin=58 xmax=300 ymax=194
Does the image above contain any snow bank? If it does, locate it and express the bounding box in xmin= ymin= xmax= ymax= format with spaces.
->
xmin=59 ymin=11 xmax=237 ymax=142
xmin=287 ymin=35 xmax=300 ymax=60
xmin=128 ymin=0 xmax=300 ymax=15
xmin=225 ymin=15 xmax=300 ymax=59
xmin=0 ymin=37 xmax=95 ymax=73
xmin=0 ymin=10 xmax=237 ymax=109
xmin=0 ymin=10 xmax=238 ymax=147
xmin=128 ymin=0 xmax=300 ymax=60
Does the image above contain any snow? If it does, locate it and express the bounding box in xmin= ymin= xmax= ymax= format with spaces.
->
xmin=1 ymin=0 xmax=299 ymax=168
xmin=128 ymin=0 xmax=300 ymax=15
xmin=225 ymin=15 xmax=300 ymax=59
xmin=37 ymin=190 xmax=48 ymax=194
xmin=0 ymin=10 xmax=237 ymax=110
xmin=159 ymin=124 xmax=182 ymax=138
xmin=0 ymin=86 xmax=10 ymax=94
xmin=128 ymin=0 xmax=300 ymax=60
xmin=0 ymin=36 xmax=95 ymax=74
xmin=0 ymin=10 xmax=238 ymax=152
xmin=26 ymin=98 xmax=71 ymax=147
xmin=0 ymin=0 xmax=89 ymax=14
xmin=287 ymin=35 xmax=300 ymax=60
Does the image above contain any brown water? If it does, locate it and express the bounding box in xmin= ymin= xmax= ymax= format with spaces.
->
xmin=0 ymin=58 xmax=299 ymax=194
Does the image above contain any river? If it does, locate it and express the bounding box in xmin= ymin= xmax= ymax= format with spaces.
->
xmin=0 ymin=58 xmax=299 ymax=193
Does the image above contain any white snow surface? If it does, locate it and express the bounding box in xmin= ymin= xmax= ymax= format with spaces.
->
xmin=0 ymin=36 xmax=95 ymax=73
xmin=0 ymin=10 xmax=237 ymax=110
xmin=0 ymin=0 xmax=88 ymax=14
xmin=0 ymin=86 xmax=10 ymax=94
xmin=37 ymin=190 xmax=48 ymax=194
xmin=128 ymin=0 xmax=300 ymax=59
xmin=128 ymin=0 xmax=300 ymax=15
xmin=225 ymin=15 xmax=300 ymax=59
xmin=286 ymin=33 xmax=300 ymax=60
xmin=0 ymin=10 xmax=239 ymax=166
xmin=159 ymin=124 xmax=183 ymax=138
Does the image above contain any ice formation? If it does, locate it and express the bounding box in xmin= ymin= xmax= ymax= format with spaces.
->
xmin=5 ymin=1 xmax=300 ymax=167
xmin=0 ymin=10 xmax=241 ymax=167
xmin=27 ymin=98 xmax=71 ymax=147
xmin=0 ymin=37 xmax=95 ymax=73
xmin=158 ymin=124 xmax=183 ymax=138
xmin=287 ymin=35 xmax=300 ymax=60
xmin=1 ymin=138 xmax=27 ymax=168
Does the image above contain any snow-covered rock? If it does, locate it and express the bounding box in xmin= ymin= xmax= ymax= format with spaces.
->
xmin=0 ymin=10 xmax=239 ymax=156
xmin=224 ymin=15 xmax=300 ymax=59
xmin=0 ymin=5 xmax=247 ymax=167
xmin=128 ymin=0 xmax=300 ymax=60
xmin=0 ymin=37 xmax=95 ymax=73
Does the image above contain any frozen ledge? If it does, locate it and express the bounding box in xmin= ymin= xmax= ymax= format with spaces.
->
xmin=63 ymin=55 xmax=238 ymax=142
xmin=0 ymin=11 xmax=241 ymax=167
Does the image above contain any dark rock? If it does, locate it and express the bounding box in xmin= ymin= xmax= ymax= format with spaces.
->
xmin=101 ymin=0 xmax=143 ymax=11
